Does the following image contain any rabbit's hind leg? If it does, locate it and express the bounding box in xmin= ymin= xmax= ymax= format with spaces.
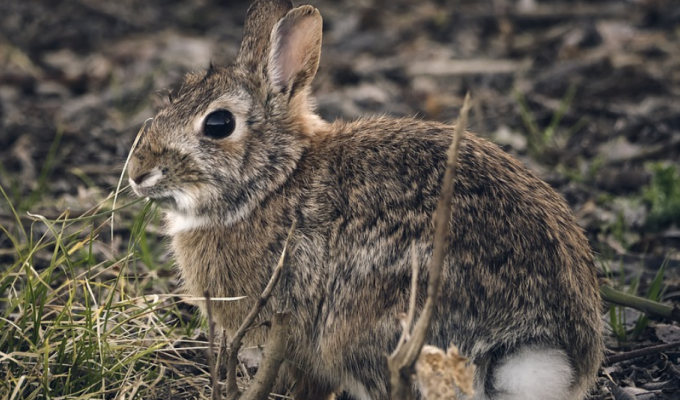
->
xmin=483 ymin=346 xmax=576 ymax=400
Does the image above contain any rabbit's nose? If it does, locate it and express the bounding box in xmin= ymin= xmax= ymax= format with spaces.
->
xmin=131 ymin=172 xmax=151 ymax=185
xmin=130 ymin=168 xmax=162 ymax=188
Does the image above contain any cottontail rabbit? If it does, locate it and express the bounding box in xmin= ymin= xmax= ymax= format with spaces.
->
xmin=128 ymin=1 xmax=603 ymax=399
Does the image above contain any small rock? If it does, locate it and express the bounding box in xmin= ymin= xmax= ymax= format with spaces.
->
xmin=599 ymin=138 xmax=646 ymax=163
xmin=493 ymin=125 xmax=527 ymax=152
xmin=612 ymin=197 xmax=648 ymax=229
xmin=654 ymin=324 xmax=680 ymax=344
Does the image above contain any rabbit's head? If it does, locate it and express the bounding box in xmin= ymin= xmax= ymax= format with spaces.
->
xmin=128 ymin=0 xmax=324 ymax=230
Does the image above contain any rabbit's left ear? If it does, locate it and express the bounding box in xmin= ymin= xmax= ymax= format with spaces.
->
xmin=237 ymin=0 xmax=293 ymax=68
xmin=268 ymin=5 xmax=322 ymax=98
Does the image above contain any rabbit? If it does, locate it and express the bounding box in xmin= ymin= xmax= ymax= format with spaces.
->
xmin=127 ymin=0 xmax=603 ymax=399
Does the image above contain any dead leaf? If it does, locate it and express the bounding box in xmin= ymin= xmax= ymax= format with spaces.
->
xmin=654 ymin=324 xmax=680 ymax=343
xmin=415 ymin=345 xmax=475 ymax=400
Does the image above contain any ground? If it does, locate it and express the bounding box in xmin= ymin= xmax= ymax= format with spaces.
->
xmin=1 ymin=0 xmax=680 ymax=399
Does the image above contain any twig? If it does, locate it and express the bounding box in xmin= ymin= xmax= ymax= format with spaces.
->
xmin=217 ymin=330 xmax=228 ymax=380
xmin=205 ymin=291 xmax=222 ymax=400
xmin=387 ymin=92 xmax=472 ymax=400
xmin=600 ymin=285 xmax=680 ymax=323
xmin=225 ymin=220 xmax=297 ymax=400
xmin=239 ymin=312 xmax=291 ymax=400
xmin=605 ymin=341 xmax=680 ymax=365
xmin=113 ymin=118 xmax=152 ymax=248
xmin=398 ymin=241 xmax=420 ymax=348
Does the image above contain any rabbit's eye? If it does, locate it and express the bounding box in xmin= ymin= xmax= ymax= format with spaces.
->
xmin=204 ymin=109 xmax=236 ymax=139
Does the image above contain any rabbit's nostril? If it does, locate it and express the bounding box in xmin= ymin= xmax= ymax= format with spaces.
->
xmin=132 ymin=172 xmax=150 ymax=185
xmin=130 ymin=168 xmax=162 ymax=188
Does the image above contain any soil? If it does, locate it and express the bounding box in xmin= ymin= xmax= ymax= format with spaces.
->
xmin=1 ymin=0 xmax=680 ymax=398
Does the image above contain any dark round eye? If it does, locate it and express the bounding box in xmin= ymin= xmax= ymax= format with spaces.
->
xmin=203 ymin=109 xmax=236 ymax=139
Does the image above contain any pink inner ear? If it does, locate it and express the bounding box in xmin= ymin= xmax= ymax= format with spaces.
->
xmin=270 ymin=16 xmax=320 ymax=90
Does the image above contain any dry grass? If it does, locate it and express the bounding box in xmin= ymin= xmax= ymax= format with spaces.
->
xmin=0 ymin=185 xmax=226 ymax=400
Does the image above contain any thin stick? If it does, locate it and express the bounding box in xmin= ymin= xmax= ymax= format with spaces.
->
xmin=239 ymin=312 xmax=291 ymax=400
xmin=605 ymin=341 xmax=680 ymax=365
xmin=112 ymin=118 xmax=152 ymax=247
xmin=205 ymin=291 xmax=222 ymax=400
xmin=388 ymin=92 xmax=472 ymax=400
xmin=398 ymin=241 xmax=420 ymax=348
xmin=218 ymin=330 xmax=228 ymax=380
xmin=600 ymin=285 xmax=680 ymax=323
xmin=225 ymin=220 xmax=297 ymax=400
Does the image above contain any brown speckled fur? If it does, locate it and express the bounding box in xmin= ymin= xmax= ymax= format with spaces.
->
xmin=127 ymin=1 xmax=603 ymax=399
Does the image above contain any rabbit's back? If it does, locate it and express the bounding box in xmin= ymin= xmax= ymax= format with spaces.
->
xmin=285 ymin=117 xmax=602 ymax=398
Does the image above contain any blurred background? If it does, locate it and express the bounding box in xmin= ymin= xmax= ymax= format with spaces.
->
xmin=0 ymin=0 xmax=679 ymax=398
xmin=1 ymin=0 xmax=679 ymax=256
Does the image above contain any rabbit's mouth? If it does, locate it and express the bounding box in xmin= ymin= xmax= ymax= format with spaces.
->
xmin=143 ymin=188 xmax=201 ymax=216
xmin=145 ymin=194 xmax=188 ymax=214
xmin=130 ymin=182 xmax=179 ymax=209
xmin=131 ymin=185 xmax=168 ymax=202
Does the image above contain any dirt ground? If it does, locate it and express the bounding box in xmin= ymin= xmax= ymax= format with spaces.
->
xmin=1 ymin=0 xmax=680 ymax=398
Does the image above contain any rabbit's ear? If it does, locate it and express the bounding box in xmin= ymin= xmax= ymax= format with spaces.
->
xmin=237 ymin=0 xmax=293 ymax=68
xmin=268 ymin=5 xmax=322 ymax=97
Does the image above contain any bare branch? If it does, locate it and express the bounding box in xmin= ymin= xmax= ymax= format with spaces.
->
xmin=218 ymin=330 xmax=228 ymax=380
xmin=600 ymin=284 xmax=680 ymax=323
xmin=398 ymin=241 xmax=420 ymax=348
xmin=205 ymin=291 xmax=222 ymax=400
xmin=239 ymin=312 xmax=291 ymax=400
xmin=388 ymin=93 xmax=472 ymax=399
xmin=225 ymin=220 xmax=297 ymax=400
xmin=605 ymin=341 xmax=680 ymax=365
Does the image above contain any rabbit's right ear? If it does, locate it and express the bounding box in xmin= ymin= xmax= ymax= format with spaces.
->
xmin=267 ymin=5 xmax=323 ymax=99
xmin=237 ymin=0 xmax=293 ymax=68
